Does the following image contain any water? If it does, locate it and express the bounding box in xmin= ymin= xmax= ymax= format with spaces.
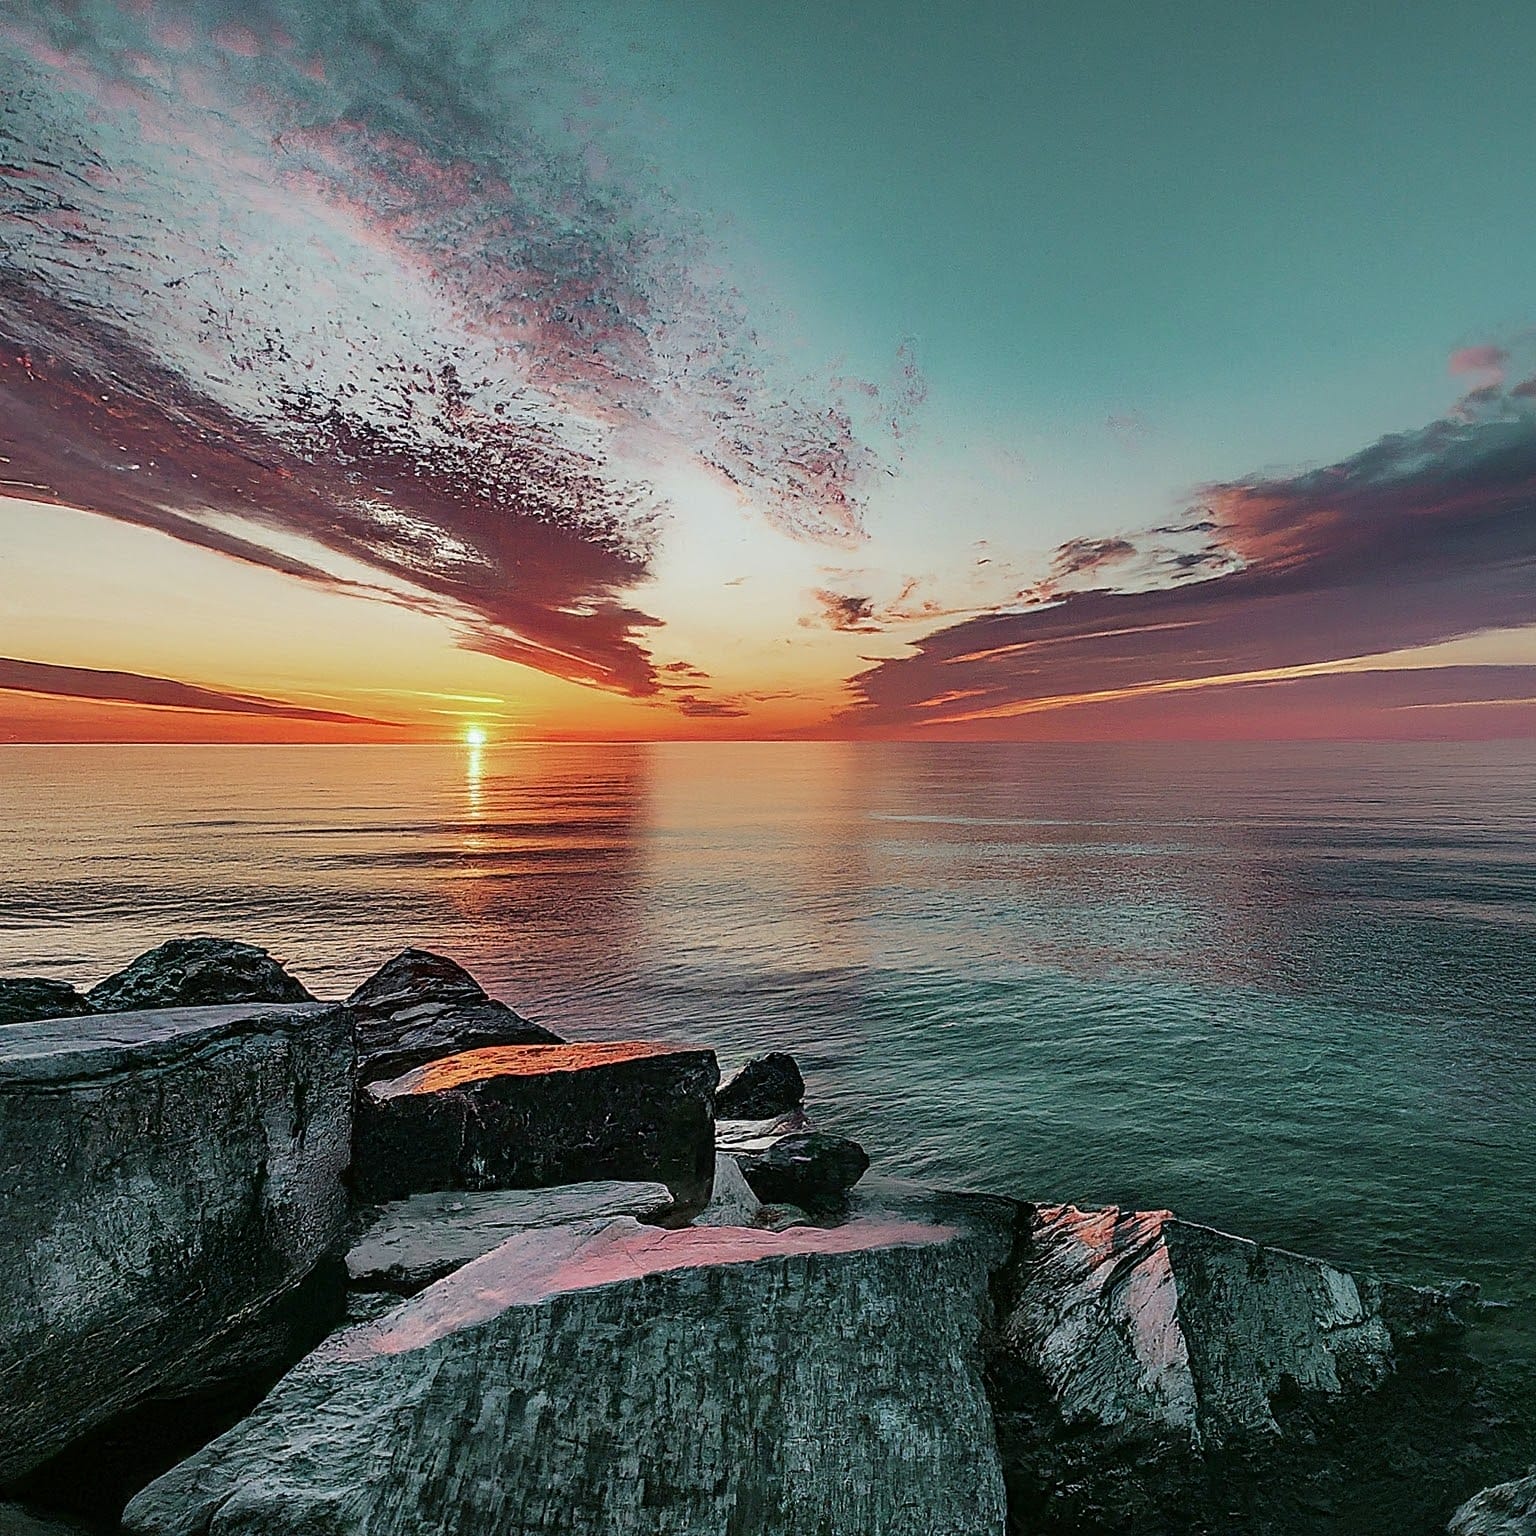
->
xmin=3 ymin=739 xmax=1534 ymax=1408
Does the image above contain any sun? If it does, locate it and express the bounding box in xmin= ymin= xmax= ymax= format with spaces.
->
xmin=463 ymin=726 xmax=488 ymax=747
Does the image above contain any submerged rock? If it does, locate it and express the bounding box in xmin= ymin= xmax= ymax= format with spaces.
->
xmin=1450 ymin=1471 xmax=1536 ymax=1535
xmin=716 ymin=1051 xmax=805 ymax=1119
xmin=345 ymin=948 xmax=560 ymax=1082
xmin=85 ymin=938 xmax=312 ymax=1012
xmin=350 ymin=1040 xmax=718 ymax=1210
xmin=124 ymin=1215 xmax=1008 ymax=1536
xmin=346 ymin=1181 xmax=674 ymax=1294
xmin=0 ymin=1002 xmax=353 ymax=1483
xmin=0 ymin=977 xmax=93 ymax=1027
xmin=737 ymin=1131 xmax=870 ymax=1210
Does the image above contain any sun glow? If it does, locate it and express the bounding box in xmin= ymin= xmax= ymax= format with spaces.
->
xmin=463 ymin=725 xmax=488 ymax=746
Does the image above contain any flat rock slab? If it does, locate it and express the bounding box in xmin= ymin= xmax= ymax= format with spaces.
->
xmin=125 ymin=1216 xmax=1008 ymax=1536
xmin=0 ymin=1002 xmax=353 ymax=1482
xmin=351 ymin=1041 xmax=718 ymax=1210
xmin=346 ymin=1181 xmax=674 ymax=1293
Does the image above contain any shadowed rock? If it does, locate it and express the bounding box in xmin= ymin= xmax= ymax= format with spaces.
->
xmin=0 ymin=978 xmax=93 ymax=1027
xmin=123 ymin=1216 xmax=1008 ymax=1536
xmin=737 ymin=1131 xmax=870 ymax=1210
xmin=351 ymin=1041 xmax=718 ymax=1211
xmin=1450 ymin=1471 xmax=1536 ymax=1535
xmin=0 ymin=1505 xmax=95 ymax=1535
xmin=0 ymin=1002 xmax=353 ymax=1484
xmin=86 ymin=939 xmax=311 ymax=1012
xmin=346 ymin=1182 xmax=674 ymax=1295
xmin=345 ymin=949 xmax=560 ymax=1083
xmin=716 ymin=1051 xmax=805 ymax=1119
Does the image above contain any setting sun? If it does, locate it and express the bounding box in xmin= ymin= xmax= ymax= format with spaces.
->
xmin=463 ymin=726 xmax=487 ymax=747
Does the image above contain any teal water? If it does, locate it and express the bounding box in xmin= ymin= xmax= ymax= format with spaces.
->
xmin=3 ymin=739 xmax=1534 ymax=1408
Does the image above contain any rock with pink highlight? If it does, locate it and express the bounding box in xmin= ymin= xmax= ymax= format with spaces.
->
xmin=123 ymin=1216 xmax=1009 ymax=1536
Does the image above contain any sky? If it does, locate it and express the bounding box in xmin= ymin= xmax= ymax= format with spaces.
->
xmin=2 ymin=0 xmax=1535 ymax=742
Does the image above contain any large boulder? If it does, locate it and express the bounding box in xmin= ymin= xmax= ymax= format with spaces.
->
xmin=85 ymin=939 xmax=311 ymax=1012
xmin=737 ymin=1131 xmax=870 ymax=1210
xmin=716 ymin=1051 xmax=805 ymax=1119
xmin=124 ymin=1214 xmax=1009 ymax=1536
xmin=1450 ymin=1472 xmax=1536 ymax=1535
xmin=345 ymin=948 xmax=560 ymax=1083
xmin=351 ymin=1041 xmax=719 ymax=1210
xmin=0 ymin=1002 xmax=354 ymax=1483
xmin=0 ymin=978 xmax=92 ymax=1027
xmin=345 ymin=1181 xmax=674 ymax=1296
xmin=986 ymin=1202 xmax=1474 ymax=1534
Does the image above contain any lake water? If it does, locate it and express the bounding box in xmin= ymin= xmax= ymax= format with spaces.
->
xmin=3 ymin=739 xmax=1534 ymax=1417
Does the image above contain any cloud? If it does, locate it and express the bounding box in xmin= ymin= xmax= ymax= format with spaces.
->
xmin=809 ymin=590 xmax=882 ymax=633
xmin=0 ymin=0 xmax=918 ymax=709
xmin=847 ymin=361 xmax=1536 ymax=735
xmin=1046 ymin=536 xmax=1138 ymax=580
xmin=672 ymin=693 xmax=750 ymax=718
xmin=1449 ymin=344 xmax=1509 ymax=379
xmin=0 ymin=657 xmax=400 ymax=725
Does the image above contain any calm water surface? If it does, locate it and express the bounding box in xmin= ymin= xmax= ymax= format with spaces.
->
xmin=3 ymin=740 xmax=1534 ymax=1395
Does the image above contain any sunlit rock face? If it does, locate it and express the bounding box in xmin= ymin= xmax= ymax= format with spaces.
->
xmin=988 ymin=1203 xmax=1472 ymax=1534
xmin=84 ymin=939 xmax=312 ymax=1012
xmin=1449 ymin=1471 xmax=1536 ymax=1535
xmin=345 ymin=948 xmax=560 ymax=1084
xmin=123 ymin=1216 xmax=1009 ymax=1536
xmin=350 ymin=1041 xmax=718 ymax=1210
xmin=0 ymin=1003 xmax=353 ymax=1483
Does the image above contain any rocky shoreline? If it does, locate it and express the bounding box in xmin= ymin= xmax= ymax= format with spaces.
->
xmin=0 ymin=939 xmax=1530 ymax=1535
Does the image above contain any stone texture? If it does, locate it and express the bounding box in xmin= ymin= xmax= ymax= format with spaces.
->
xmin=0 ymin=1002 xmax=354 ymax=1483
xmin=0 ymin=1505 xmax=95 ymax=1536
xmin=345 ymin=948 xmax=560 ymax=1083
xmin=351 ymin=1040 xmax=719 ymax=1210
xmin=85 ymin=938 xmax=311 ymax=1012
xmin=737 ymin=1130 xmax=870 ymax=1210
xmin=691 ymin=1151 xmax=764 ymax=1226
xmin=1451 ymin=1472 xmax=1536 ymax=1535
xmin=346 ymin=1181 xmax=674 ymax=1294
xmin=124 ymin=1215 xmax=1008 ymax=1536
xmin=0 ymin=978 xmax=93 ymax=1027
xmin=716 ymin=1051 xmax=805 ymax=1119
xmin=716 ymin=1108 xmax=811 ymax=1155
xmin=987 ymin=1202 xmax=1474 ymax=1534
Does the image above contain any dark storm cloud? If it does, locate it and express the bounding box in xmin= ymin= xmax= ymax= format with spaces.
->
xmin=0 ymin=657 xmax=399 ymax=725
xmin=848 ymin=379 xmax=1536 ymax=732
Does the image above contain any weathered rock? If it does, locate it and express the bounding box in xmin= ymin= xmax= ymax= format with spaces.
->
xmin=717 ymin=1051 xmax=805 ymax=1119
xmin=124 ymin=1215 xmax=1008 ymax=1536
xmin=346 ymin=1181 xmax=674 ymax=1294
xmin=1451 ymin=1472 xmax=1536 ymax=1535
xmin=345 ymin=948 xmax=560 ymax=1083
xmin=0 ymin=1504 xmax=95 ymax=1535
xmin=351 ymin=1041 xmax=719 ymax=1210
xmin=737 ymin=1131 xmax=870 ymax=1210
xmin=716 ymin=1107 xmax=811 ymax=1155
xmin=0 ymin=1002 xmax=353 ymax=1483
xmin=987 ymin=1202 xmax=1474 ymax=1534
xmin=691 ymin=1152 xmax=764 ymax=1226
xmin=0 ymin=978 xmax=93 ymax=1027
xmin=85 ymin=938 xmax=311 ymax=1012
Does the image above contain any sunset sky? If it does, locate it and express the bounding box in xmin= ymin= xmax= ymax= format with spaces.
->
xmin=3 ymin=0 xmax=1535 ymax=742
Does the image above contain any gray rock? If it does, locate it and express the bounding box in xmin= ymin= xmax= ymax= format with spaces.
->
xmin=1450 ymin=1471 xmax=1536 ymax=1535
xmin=123 ymin=1214 xmax=1009 ymax=1536
xmin=0 ymin=1505 xmax=96 ymax=1536
xmin=716 ymin=1108 xmax=812 ymax=1155
xmin=691 ymin=1152 xmax=763 ymax=1226
xmin=0 ymin=978 xmax=93 ymax=1027
xmin=346 ymin=1181 xmax=674 ymax=1293
xmin=345 ymin=948 xmax=560 ymax=1083
xmin=86 ymin=938 xmax=311 ymax=1012
xmin=737 ymin=1131 xmax=870 ymax=1210
xmin=0 ymin=1002 xmax=354 ymax=1482
xmin=351 ymin=1040 xmax=718 ymax=1210
xmin=716 ymin=1051 xmax=804 ymax=1118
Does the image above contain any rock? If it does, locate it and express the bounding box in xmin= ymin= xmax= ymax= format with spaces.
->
xmin=737 ymin=1131 xmax=870 ymax=1210
xmin=0 ymin=977 xmax=93 ymax=1026
xmin=691 ymin=1152 xmax=763 ymax=1226
xmin=0 ymin=1505 xmax=96 ymax=1535
xmin=717 ymin=1051 xmax=805 ymax=1118
xmin=85 ymin=938 xmax=311 ymax=1012
xmin=345 ymin=948 xmax=561 ymax=1083
xmin=123 ymin=1214 xmax=1008 ymax=1536
xmin=716 ymin=1107 xmax=811 ymax=1155
xmin=986 ymin=1202 xmax=1475 ymax=1534
xmin=1450 ymin=1472 xmax=1536 ymax=1535
xmin=351 ymin=1041 xmax=719 ymax=1211
xmin=0 ymin=1002 xmax=354 ymax=1483
xmin=346 ymin=1181 xmax=674 ymax=1294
